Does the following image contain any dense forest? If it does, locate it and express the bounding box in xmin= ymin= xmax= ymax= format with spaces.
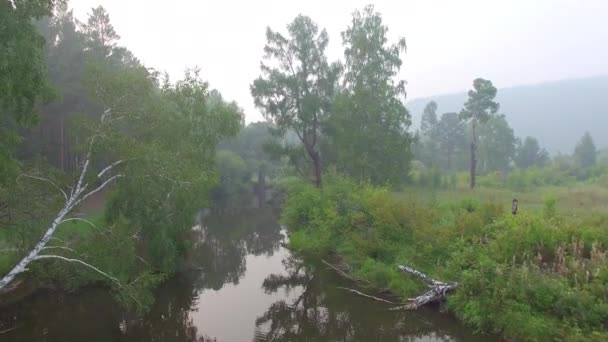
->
xmin=1 ymin=1 xmax=608 ymax=341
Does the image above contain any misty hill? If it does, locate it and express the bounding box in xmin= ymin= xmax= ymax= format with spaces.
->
xmin=406 ymin=76 xmax=608 ymax=154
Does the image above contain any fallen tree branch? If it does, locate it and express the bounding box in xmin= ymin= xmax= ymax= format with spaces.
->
xmin=33 ymin=255 xmax=120 ymax=285
xmin=390 ymin=265 xmax=459 ymax=310
xmin=321 ymin=259 xmax=359 ymax=283
xmin=336 ymin=287 xmax=400 ymax=305
xmin=397 ymin=265 xmax=445 ymax=286
xmin=0 ymin=325 xmax=21 ymax=334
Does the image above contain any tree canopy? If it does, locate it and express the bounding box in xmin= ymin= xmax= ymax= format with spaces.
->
xmin=251 ymin=15 xmax=340 ymax=188
xmin=328 ymin=5 xmax=412 ymax=185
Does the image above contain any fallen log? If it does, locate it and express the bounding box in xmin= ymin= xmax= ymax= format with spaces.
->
xmin=390 ymin=265 xmax=458 ymax=310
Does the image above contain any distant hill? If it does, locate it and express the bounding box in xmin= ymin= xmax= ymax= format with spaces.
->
xmin=406 ymin=76 xmax=608 ymax=154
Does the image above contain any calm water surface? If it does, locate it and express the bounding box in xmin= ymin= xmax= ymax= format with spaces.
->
xmin=0 ymin=208 xmax=497 ymax=341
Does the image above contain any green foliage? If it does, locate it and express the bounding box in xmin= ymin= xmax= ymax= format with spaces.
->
xmin=283 ymin=175 xmax=608 ymax=341
xmin=574 ymin=132 xmax=597 ymax=170
xmin=543 ymin=193 xmax=557 ymax=219
xmin=478 ymin=114 xmax=516 ymax=173
xmin=218 ymin=121 xmax=282 ymax=176
xmin=437 ymin=112 xmax=467 ymax=171
xmin=516 ymin=136 xmax=549 ymax=169
xmin=97 ymin=66 xmax=241 ymax=274
xmin=81 ymin=6 xmax=120 ymax=60
xmin=251 ymin=15 xmax=340 ymax=187
xmin=0 ymin=0 xmax=59 ymax=183
xmin=460 ymin=78 xmax=500 ymax=124
xmin=460 ymin=78 xmax=500 ymax=188
xmin=328 ymin=5 xmax=413 ymax=186
xmin=210 ymin=150 xmax=250 ymax=209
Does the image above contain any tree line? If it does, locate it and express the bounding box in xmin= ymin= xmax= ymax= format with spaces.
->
xmin=250 ymin=5 xmax=605 ymax=190
xmin=413 ymin=87 xmax=601 ymax=188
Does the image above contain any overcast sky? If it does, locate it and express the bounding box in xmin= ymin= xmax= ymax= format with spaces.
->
xmin=70 ymin=0 xmax=608 ymax=122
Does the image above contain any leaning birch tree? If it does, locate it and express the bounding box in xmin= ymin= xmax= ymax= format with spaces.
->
xmin=0 ymin=62 xmax=241 ymax=296
xmin=0 ymin=109 xmax=125 ymax=290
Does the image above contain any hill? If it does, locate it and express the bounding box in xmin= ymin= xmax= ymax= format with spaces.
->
xmin=406 ymin=76 xmax=608 ymax=154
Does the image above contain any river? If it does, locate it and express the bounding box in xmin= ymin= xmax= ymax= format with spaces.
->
xmin=0 ymin=207 xmax=496 ymax=341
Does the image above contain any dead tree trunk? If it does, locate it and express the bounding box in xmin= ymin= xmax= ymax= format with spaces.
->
xmin=469 ymin=119 xmax=477 ymax=189
xmin=312 ymin=152 xmax=322 ymax=188
xmin=390 ymin=265 xmax=458 ymax=310
xmin=323 ymin=259 xmax=458 ymax=310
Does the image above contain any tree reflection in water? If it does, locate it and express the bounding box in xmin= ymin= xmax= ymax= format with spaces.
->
xmin=0 ymin=207 xmax=284 ymax=342
xmin=254 ymin=256 xmax=487 ymax=342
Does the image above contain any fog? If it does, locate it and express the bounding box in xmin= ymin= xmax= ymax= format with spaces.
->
xmin=70 ymin=0 xmax=608 ymax=122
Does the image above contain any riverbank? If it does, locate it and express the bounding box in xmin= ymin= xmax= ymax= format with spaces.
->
xmin=1 ymin=208 xmax=489 ymax=341
xmin=282 ymin=175 xmax=608 ymax=341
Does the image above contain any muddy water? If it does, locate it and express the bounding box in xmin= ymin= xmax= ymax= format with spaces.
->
xmin=0 ymin=208 xmax=497 ymax=341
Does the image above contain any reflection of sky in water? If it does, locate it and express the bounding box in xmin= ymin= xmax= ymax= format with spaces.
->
xmin=190 ymin=246 xmax=303 ymax=341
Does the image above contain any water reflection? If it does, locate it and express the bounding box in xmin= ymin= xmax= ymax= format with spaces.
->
xmin=254 ymin=257 xmax=489 ymax=342
xmin=0 ymin=208 xmax=493 ymax=342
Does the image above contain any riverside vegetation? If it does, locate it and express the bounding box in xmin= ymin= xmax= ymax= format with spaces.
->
xmin=282 ymin=173 xmax=608 ymax=341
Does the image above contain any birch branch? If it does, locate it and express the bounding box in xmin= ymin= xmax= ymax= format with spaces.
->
xmin=0 ymin=198 xmax=75 ymax=290
xmin=336 ymin=287 xmax=400 ymax=305
xmin=97 ymin=159 xmax=126 ymax=178
xmin=73 ymin=174 xmax=124 ymax=209
xmin=33 ymin=255 xmax=120 ymax=285
xmin=17 ymin=174 xmax=68 ymax=202
xmin=322 ymin=259 xmax=359 ymax=283
xmin=42 ymin=246 xmax=76 ymax=253
xmin=397 ymin=265 xmax=446 ymax=286
xmin=59 ymin=217 xmax=104 ymax=235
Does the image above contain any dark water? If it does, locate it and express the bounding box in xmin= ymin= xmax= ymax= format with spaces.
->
xmin=0 ymin=208 xmax=496 ymax=342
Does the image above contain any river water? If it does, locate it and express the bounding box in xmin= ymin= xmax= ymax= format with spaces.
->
xmin=0 ymin=208 xmax=495 ymax=341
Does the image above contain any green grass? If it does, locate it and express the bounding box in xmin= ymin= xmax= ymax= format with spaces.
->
xmin=400 ymin=183 xmax=608 ymax=216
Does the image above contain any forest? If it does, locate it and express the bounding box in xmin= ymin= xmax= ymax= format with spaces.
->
xmin=1 ymin=1 xmax=608 ymax=341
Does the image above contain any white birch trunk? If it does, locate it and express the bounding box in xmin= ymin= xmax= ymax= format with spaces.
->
xmin=0 ymin=111 xmax=125 ymax=291
xmin=389 ymin=265 xmax=459 ymax=310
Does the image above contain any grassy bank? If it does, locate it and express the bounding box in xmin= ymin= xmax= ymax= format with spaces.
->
xmin=283 ymin=175 xmax=608 ymax=341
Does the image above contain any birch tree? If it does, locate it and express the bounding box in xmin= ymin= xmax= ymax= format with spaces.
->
xmin=329 ymin=5 xmax=413 ymax=185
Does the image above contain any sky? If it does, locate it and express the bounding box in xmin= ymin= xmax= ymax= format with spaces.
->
xmin=70 ymin=0 xmax=608 ymax=123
